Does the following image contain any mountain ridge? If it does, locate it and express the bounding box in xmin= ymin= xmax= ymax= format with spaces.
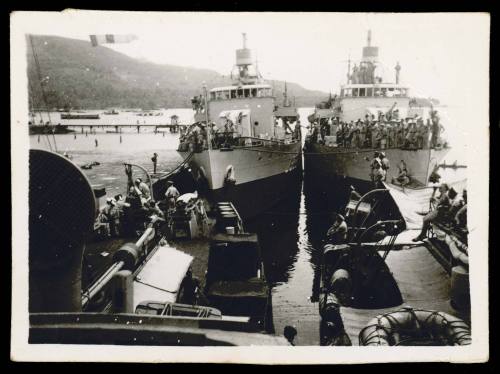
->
xmin=27 ymin=35 xmax=327 ymax=110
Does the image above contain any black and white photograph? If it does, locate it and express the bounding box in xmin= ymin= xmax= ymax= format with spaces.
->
xmin=10 ymin=11 xmax=489 ymax=363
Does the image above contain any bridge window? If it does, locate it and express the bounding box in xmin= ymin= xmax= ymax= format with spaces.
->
xmin=251 ymin=88 xmax=257 ymax=97
xmin=344 ymin=88 xmax=351 ymax=97
xmin=374 ymin=88 xmax=381 ymax=97
xmin=237 ymin=88 xmax=244 ymax=98
xmin=352 ymin=88 xmax=359 ymax=97
xmin=231 ymin=89 xmax=237 ymax=99
xmin=381 ymin=88 xmax=387 ymax=97
xmin=359 ymin=88 xmax=366 ymax=97
xmin=244 ymin=89 xmax=250 ymax=98
xmin=367 ymin=88 xmax=373 ymax=97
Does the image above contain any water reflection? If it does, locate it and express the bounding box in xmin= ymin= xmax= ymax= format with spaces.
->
xmin=246 ymin=172 xmax=353 ymax=345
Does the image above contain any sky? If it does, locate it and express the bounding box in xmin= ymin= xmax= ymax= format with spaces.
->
xmin=13 ymin=11 xmax=489 ymax=109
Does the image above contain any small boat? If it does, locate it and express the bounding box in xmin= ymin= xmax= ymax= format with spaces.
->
xmin=317 ymin=185 xmax=470 ymax=346
xmin=205 ymin=202 xmax=273 ymax=332
xmin=29 ymin=123 xmax=73 ymax=135
xmin=61 ymin=113 xmax=100 ymax=120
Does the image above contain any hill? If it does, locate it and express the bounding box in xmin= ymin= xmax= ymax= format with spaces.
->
xmin=27 ymin=35 xmax=327 ymax=110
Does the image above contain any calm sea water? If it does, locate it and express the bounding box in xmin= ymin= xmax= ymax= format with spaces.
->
xmin=29 ymin=107 xmax=466 ymax=345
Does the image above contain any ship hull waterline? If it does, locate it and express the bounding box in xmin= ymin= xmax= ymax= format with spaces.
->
xmin=179 ymin=142 xmax=303 ymax=220
xmin=304 ymin=143 xmax=450 ymax=193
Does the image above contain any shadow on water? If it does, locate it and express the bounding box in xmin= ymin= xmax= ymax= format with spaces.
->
xmin=246 ymin=172 xmax=354 ymax=345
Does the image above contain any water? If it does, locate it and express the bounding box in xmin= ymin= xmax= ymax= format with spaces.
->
xmin=29 ymin=107 xmax=466 ymax=345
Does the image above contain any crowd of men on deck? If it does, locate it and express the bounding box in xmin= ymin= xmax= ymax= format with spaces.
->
xmin=98 ymin=175 xmax=181 ymax=239
xmin=177 ymin=117 xmax=301 ymax=152
xmin=310 ymin=111 xmax=445 ymax=150
xmin=413 ymin=183 xmax=468 ymax=242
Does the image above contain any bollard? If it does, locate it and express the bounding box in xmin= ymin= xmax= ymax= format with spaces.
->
xmin=112 ymin=270 xmax=134 ymax=313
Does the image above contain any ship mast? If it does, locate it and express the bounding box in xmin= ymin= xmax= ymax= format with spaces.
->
xmin=283 ymin=81 xmax=290 ymax=107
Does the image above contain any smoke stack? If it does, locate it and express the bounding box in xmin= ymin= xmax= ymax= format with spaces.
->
xmin=29 ymin=150 xmax=96 ymax=312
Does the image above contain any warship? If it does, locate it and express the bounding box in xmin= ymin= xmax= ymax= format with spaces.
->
xmin=304 ymin=31 xmax=450 ymax=190
xmin=177 ymin=34 xmax=302 ymax=219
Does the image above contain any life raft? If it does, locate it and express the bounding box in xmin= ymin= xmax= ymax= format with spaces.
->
xmin=359 ymin=307 xmax=471 ymax=346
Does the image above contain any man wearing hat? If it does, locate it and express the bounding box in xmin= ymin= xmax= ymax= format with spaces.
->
xmin=413 ymin=183 xmax=451 ymax=242
xmin=326 ymin=214 xmax=348 ymax=244
xmin=134 ymin=178 xmax=151 ymax=203
xmin=165 ymin=180 xmax=180 ymax=210
xmin=102 ymin=198 xmax=119 ymax=237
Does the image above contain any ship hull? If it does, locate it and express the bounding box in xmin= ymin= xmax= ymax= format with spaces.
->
xmin=180 ymin=141 xmax=302 ymax=219
xmin=304 ymin=143 xmax=450 ymax=192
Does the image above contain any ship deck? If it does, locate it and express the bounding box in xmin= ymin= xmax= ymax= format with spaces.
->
xmin=340 ymin=244 xmax=469 ymax=345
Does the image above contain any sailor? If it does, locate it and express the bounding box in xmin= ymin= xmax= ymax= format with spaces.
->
xmin=396 ymin=121 xmax=404 ymax=147
xmin=379 ymin=123 xmax=388 ymax=150
xmin=365 ymin=123 xmax=372 ymax=147
xmin=165 ymin=180 xmax=180 ymax=210
xmin=454 ymin=189 xmax=467 ymax=228
xmin=326 ymin=214 xmax=348 ymax=244
xmin=112 ymin=194 xmax=131 ymax=236
xmin=294 ymin=120 xmax=301 ymax=140
xmin=392 ymin=160 xmax=409 ymax=186
xmin=372 ymin=162 xmax=385 ymax=188
xmin=380 ymin=152 xmax=390 ymax=178
xmin=134 ymin=178 xmax=151 ymax=203
xmin=352 ymin=121 xmax=361 ymax=148
xmin=371 ymin=121 xmax=379 ymax=148
xmin=423 ymin=119 xmax=431 ymax=149
xmin=359 ymin=121 xmax=367 ymax=148
xmin=447 ymin=187 xmax=461 ymax=219
xmin=102 ymin=198 xmax=119 ymax=237
xmin=311 ymin=121 xmax=320 ymax=143
xmin=146 ymin=200 xmax=165 ymax=220
xmin=336 ymin=123 xmax=344 ymax=147
xmin=430 ymin=112 xmax=441 ymax=148
xmin=413 ymin=183 xmax=451 ymax=242
xmin=405 ymin=122 xmax=417 ymax=148
xmin=416 ymin=119 xmax=425 ymax=149
xmin=151 ymin=152 xmax=158 ymax=174
xmin=370 ymin=151 xmax=382 ymax=169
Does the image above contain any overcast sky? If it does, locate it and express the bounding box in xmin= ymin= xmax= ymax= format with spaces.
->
xmin=14 ymin=11 xmax=489 ymax=108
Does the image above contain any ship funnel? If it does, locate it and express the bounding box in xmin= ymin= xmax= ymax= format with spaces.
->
xmin=29 ymin=149 xmax=96 ymax=312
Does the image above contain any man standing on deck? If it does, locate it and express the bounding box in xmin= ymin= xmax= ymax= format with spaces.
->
xmin=380 ymin=152 xmax=390 ymax=180
xmin=135 ymin=178 xmax=151 ymax=203
xmin=430 ymin=112 xmax=441 ymax=148
xmin=151 ymin=153 xmax=158 ymax=174
xmin=413 ymin=183 xmax=451 ymax=242
xmin=372 ymin=162 xmax=385 ymax=188
xmin=165 ymin=180 xmax=180 ymax=210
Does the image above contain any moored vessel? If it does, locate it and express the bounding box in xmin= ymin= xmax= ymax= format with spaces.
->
xmin=304 ymin=31 xmax=450 ymax=191
xmin=177 ymin=34 xmax=302 ymax=219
